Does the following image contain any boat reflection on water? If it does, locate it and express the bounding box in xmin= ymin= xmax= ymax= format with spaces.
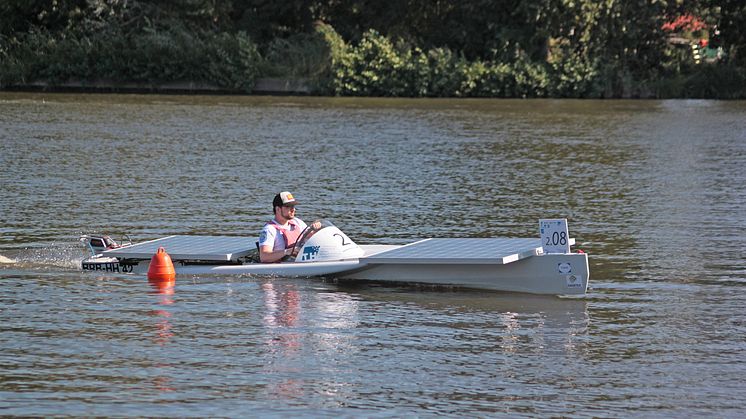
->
xmin=261 ymin=282 xmax=304 ymax=399
xmin=490 ymin=296 xmax=590 ymax=357
xmin=262 ymin=282 xmax=301 ymax=329
xmin=342 ymin=285 xmax=591 ymax=358
xmin=256 ymin=280 xmax=590 ymax=404
xmin=260 ymin=281 xmax=362 ymax=401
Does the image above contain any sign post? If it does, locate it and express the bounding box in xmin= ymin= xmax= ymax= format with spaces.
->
xmin=539 ymin=219 xmax=570 ymax=254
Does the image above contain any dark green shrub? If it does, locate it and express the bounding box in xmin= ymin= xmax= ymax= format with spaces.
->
xmin=0 ymin=35 xmax=27 ymax=86
xmin=423 ymin=48 xmax=469 ymax=97
xmin=312 ymin=26 xmax=566 ymax=98
xmin=202 ymin=31 xmax=260 ymax=91
xmin=549 ymin=54 xmax=603 ymax=98
xmin=684 ymin=64 xmax=746 ymax=99
xmin=0 ymin=24 xmax=261 ymax=91
xmin=262 ymin=32 xmax=330 ymax=78
xmin=314 ymin=23 xmax=352 ymax=95
xmin=340 ymin=29 xmax=412 ymax=96
xmin=3 ymin=18 xmax=744 ymax=98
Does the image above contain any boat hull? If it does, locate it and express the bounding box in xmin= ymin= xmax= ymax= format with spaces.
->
xmin=102 ymin=252 xmax=588 ymax=295
xmin=340 ymin=253 xmax=589 ymax=295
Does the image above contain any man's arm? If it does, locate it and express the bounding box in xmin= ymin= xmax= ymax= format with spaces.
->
xmin=259 ymin=244 xmax=291 ymax=263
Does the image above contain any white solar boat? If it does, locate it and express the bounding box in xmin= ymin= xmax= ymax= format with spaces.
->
xmin=80 ymin=219 xmax=589 ymax=295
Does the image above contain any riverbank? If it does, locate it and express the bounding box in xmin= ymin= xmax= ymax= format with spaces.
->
xmin=4 ymin=74 xmax=744 ymax=98
xmin=2 ymin=78 xmax=312 ymax=95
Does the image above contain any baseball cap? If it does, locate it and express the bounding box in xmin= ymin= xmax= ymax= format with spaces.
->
xmin=273 ymin=191 xmax=298 ymax=207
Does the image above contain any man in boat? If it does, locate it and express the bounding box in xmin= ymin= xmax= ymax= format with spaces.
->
xmin=259 ymin=191 xmax=313 ymax=263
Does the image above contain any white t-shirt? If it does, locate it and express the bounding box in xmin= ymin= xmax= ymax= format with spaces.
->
xmin=259 ymin=218 xmax=308 ymax=251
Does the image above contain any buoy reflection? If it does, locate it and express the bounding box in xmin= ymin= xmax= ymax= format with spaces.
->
xmin=146 ymin=277 xmax=177 ymax=393
xmin=148 ymin=278 xmax=175 ymax=346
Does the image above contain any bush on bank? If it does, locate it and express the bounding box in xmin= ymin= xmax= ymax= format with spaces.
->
xmin=315 ymin=25 xmax=600 ymax=98
xmin=1 ymin=22 xmax=744 ymax=98
xmin=0 ymin=24 xmax=260 ymax=91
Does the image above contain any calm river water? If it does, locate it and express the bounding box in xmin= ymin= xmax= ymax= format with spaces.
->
xmin=1 ymin=93 xmax=745 ymax=417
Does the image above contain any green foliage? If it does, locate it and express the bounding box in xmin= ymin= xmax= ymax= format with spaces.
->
xmin=1 ymin=1 xmax=745 ymax=97
xmin=260 ymin=32 xmax=330 ymax=79
xmin=0 ymin=24 xmax=261 ymax=91
xmin=705 ymin=0 xmax=746 ymax=66
xmin=313 ymin=26 xmax=593 ymax=98
xmin=549 ymin=54 xmax=603 ymax=98
xmin=422 ymin=48 xmax=465 ymax=97
xmin=314 ymin=22 xmax=351 ymax=94
xmin=683 ymin=65 xmax=746 ymax=98
xmin=203 ymin=31 xmax=261 ymax=91
xmin=0 ymin=28 xmax=92 ymax=85
xmin=0 ymin=36 xmax=27 ymax=86
xmin=336 ymin=30 xmax=413 ymax=96
xmin=652 ymin=64 xmax=746 ymax=99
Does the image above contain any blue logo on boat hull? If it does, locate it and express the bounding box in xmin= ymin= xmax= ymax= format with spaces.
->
xmin=302 ymin=246 xmax=320 ymax=261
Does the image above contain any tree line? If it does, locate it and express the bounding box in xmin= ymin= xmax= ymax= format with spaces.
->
xmin=1 ymin=0 xmax=745 ymax=98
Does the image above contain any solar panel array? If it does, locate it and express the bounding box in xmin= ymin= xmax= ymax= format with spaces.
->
xmin=365 ymin=238 xmax=543 ymax=265
xmin=103 ymin=235 xmax=256 ymax=261
xmin=102 ymin=235 xmax=572 ymax=264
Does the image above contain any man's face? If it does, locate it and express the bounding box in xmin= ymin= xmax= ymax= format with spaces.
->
xmin=277 ymin=204 xmax=296 ymax=220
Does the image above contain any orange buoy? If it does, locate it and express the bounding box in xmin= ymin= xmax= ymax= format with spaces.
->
xmin=147 ymin=247 xmax=176 ymax=282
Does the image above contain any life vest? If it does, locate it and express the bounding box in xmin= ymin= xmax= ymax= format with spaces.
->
xmin=266 ymin=219 xmax=303 ymax=249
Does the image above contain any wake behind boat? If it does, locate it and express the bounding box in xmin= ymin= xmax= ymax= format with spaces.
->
xmin=80 ymin=219 xmax=589 ymax=295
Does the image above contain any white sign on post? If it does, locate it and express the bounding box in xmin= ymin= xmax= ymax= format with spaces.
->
xmin=539 ymin=219 xmax=570 ymax=254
